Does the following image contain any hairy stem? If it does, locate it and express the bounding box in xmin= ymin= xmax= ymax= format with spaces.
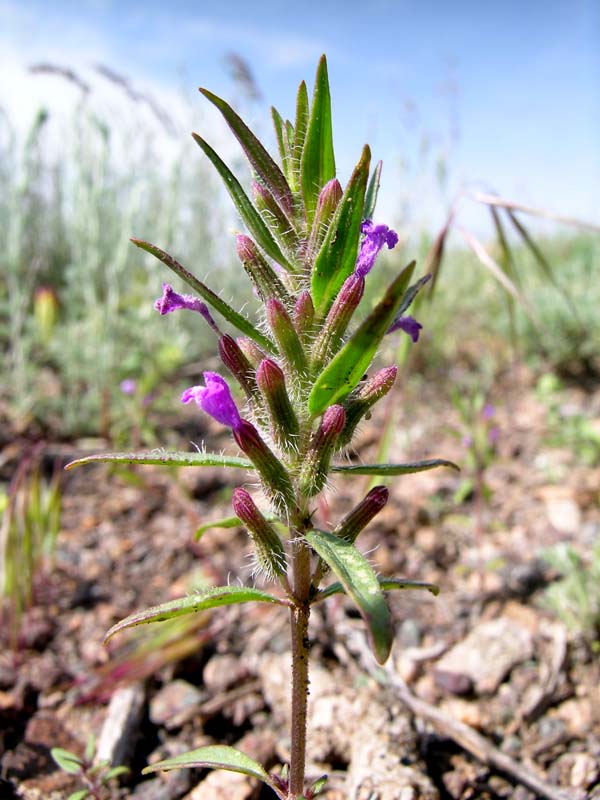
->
xmin=288 ymin=536 xmax=312 ymax=799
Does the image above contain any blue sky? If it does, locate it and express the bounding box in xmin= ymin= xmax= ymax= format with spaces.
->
xmin=2 ymin=0 xmax=599 ymax=231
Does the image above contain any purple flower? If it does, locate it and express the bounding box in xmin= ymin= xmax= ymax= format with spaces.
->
xmin=182 ymin=372 xmax=242 ymax=430
xmin=482 ymin=404 xmax=495 ymax=420
xmin=154 ymin=284 xmax=219 ymax=332
xmin=120 ymin=378 xmax=137 ymax=395
xmin=355 ymin=220 xmax=399 ymax=278
xmin=387 ymin=314 xmax=422 ymax=342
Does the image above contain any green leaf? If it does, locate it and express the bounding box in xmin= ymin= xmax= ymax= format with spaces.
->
xmin=293 ymin=80 xmax=309 ymax=188
xmin=301 ymin=55 xmax=336 ymax=224
xmin=104 ymin=585 xmax=286 ymax=643
xmin=67 ymin=791 xmax=90 ymax=800
xmin=65 ymin=451 xmax=253 ymax=472
xmin=305 ymin=529 xmax=393 ymax=664
xmin=395 ymin=274 xmax=431 ymax=318
xmin=311 ymin=145 xmax=370 ymax=313
xmin=102 ymin=766 xmax=130 ymax=781
xmin=200 ymin=88 xmax=294 ymax=215
xmin=364 ymin=160 xmax=382 ymax=221
xmin=131 ymin=238 xmax=275 ymax=352
xmin=191 ymin=134 xmax=294 ymax=272
xmin=195 ymin=515 xmax=242 ymax=541
xmin=316 ymin=577 xmax=440 ymax=603
xmin=51 ymin=748 xmax=82 ymax=775
xmin=271 ymin=106 xmax=287 ymax=168
xmin=84 ymin=734 xmax=95 ymax=762
xmin=331 ymin=459 xmax=459 ymax=476
xmin=142 ymin=744 xmax=274 ymax=787
xmin=309 ymin=261 xmax=416 ymax=415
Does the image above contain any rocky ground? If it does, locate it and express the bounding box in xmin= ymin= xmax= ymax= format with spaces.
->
xmin=1 ymin=364 xmax=599 ymax=800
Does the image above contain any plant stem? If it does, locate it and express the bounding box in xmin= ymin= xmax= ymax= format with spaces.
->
xmin=288 ymin=536 xmax=311 ymax=799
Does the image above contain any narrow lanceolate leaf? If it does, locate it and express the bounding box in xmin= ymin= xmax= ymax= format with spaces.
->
xmin=364 ymin=159 xmax=382 ymax=221
xmin=331 ymin=459 xmax=459 ymax=476
xmin=50 ymin=748 xmax=82 ymax=775
xmin=142 ymin=745 xmax=274 ymax=788
xmin=104 ymin=586 xmax=286 ymax=643
xmin=271 ymin=106 xmax=292 ymax=182
xmin=316 ymin=577 xmax=440 ymax=603
xmin=67 ymin=791 xmax=90 ymax=800
xmin=195 ymin=515 xmax=242 ymax=541
xmin=301 ymin=55 xmax=336 ymax=224
xmin=191 ymin=134 xmax=294 ymax=272
xmin=305 ymin=529 xmax=393 ymax=664
xmin=309 ymin=261 xmax=415 ymax=415
xmin=131 ymin=238 xmax=275 ymax=352
xmin=65 ymin=451 xmax=253 ymax=471
xmin=311 ymin=145 xmax=370 ymax=312
xmin=293 ymin=80 xmax=309 ymax=187
xmin=200 ymin=88 xmax=294 ymax=215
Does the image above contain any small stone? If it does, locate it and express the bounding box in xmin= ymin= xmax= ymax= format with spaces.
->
xmin=434 ymin=618 xmax=533 ymax=694
xmin=539 ymin=486 xmax=582 ymax=534
xmin=96 ymin=683 xmax=145 ymax=766
xmin=433 ymin=669 xmax=473 ymax=696
xmin=149 ymin=680 xmax=205 ymax=730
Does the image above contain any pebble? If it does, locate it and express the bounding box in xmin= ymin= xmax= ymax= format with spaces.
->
xmin=96 ymin=682 xmax=145 ymax=766
xmin=149 ymin=680 xmax=205 ymax=730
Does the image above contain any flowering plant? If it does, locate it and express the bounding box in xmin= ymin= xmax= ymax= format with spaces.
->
xmin=67 ymin=56 xmax=456 ymax=799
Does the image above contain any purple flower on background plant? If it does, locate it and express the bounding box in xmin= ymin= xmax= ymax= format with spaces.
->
xmin=120 ymin=378 xmax=137 ymax=395
xmin=488 ymin=426 xmax=500 ymax=444
xmin=154 ymin=284 xmax=219 ymax=332
xmin=354 ymin=220 xmax=399 ymax=277
xmin=387 ymin=314 xmax=422 ymax=342
xmin=182 ymin=372 xmax=242 ymax=430
xmin=482 ymin=404 xmax=495 ymax=420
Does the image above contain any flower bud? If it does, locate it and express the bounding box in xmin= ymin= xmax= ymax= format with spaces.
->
xmin=299 ymin=405 xmax=346 ymax=497
xmin=307 ymin=178 xmax=343 ymax=260
xmin=218 ymin=334 xmax=259 ymax=402
xmin=232 ymin=488 xmax=287 ymax=579
xmin=311 ymin=274 xmax=364 ymax=374
xmin=256 ymin=359 xmax=299 ymax=453
xmin=233 ymin=420 xmax=294 ymax=506
xmin=236 ymin=235 xmax=291 ymax=305
xmin=252 ymin=182 xmax=299 ymax=254
xmin=338 ymin=366 xmax=397 ymax=449
xmin=236 ymin=337 xmax=268 ymax=368
xmin=332 ymin=486 xmax=389 ymax=544
xmin=293 ymin=290 xmax=315 ymax=340
xmin=266 ymin=298 xmax=308 ymax=378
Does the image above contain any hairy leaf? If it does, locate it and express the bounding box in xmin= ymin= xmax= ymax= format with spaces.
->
xmin=316 ymin=577 xmax=440 ymax=603
xmin=104 ymin=586 xmax=286 ymax=643
xmin=311 ymin=145 xmax=370 ymax=312
xmin=66 ymin=452 xmax=253 ymax=471
xmin=142 ymin=744 xmax=274 ymax=787
xmin=305 ymin=529 xmax=392 ymax=664
xmin=131 ymin=238 xmax=275 ymax=351
xmin=301 ymin=55 xmax=336 ymax=224
xmin=191 ymin=134 xmax=294 ymax=272
xmin=364 ymin=159 xmax=382 ymax=221
xmin=332 ymin=458 xmax=459 ymax=476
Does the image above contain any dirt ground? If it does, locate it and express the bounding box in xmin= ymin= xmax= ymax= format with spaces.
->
xmin=2 ymin=364 xmax=599 ymax=800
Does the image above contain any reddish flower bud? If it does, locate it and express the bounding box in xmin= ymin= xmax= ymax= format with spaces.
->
xmin=218 ymin=334 xmax=259 ymax=401
xmin=256 ymin=359 xmax=299 ymax=453
xmin=307 ymin=178 xmax=343 ymax=260
xmin=299 ymin=405 xmax=346 ymax=497
xmin=252 ymin=182 xmax=299 ymax=254
xmin=332 ymin=486 xmax=389 ymax=544
xmin=233 ymin=420 xmax=294 ymax=506
xmin=293 ymin=290 xmax=315 ymax=340
xmin=311 ymin=274 xmax=365 ymax=373
xmin=232 ymin=487 xmax=287 ymax=578
xmin=236 ymin=235 xmax=291 ymax=305
xmin=236 ymin=337 xmax=268 ymax=368
xmin=338 ymin=366 xmax=397 ymax=449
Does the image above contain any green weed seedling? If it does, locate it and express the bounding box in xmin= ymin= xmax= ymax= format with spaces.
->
xmin=541 ymin=540 xmax=600 ymax=651
xmin=51 ymin=735 xmax=129 ymax=800
xmin=67 ymin=56 xmax=457 ymax=799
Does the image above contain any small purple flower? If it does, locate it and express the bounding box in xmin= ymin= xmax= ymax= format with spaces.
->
xmin=482 ymin=404 xmax=495 ymax=420
xmin=488 ymin=426 xmax=500 ymax=443
xmin=120 ymin=378 xmax=137 ymax=395
xmin=387 ymin=314 xmax=422 ymax=342
xmin=355 ymin=219 xmax=399 ymax=278
xmin=182 ymin=372 xmax=242 ymax=430
xmin=154 ymin=284 xmax=219 ymax=332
